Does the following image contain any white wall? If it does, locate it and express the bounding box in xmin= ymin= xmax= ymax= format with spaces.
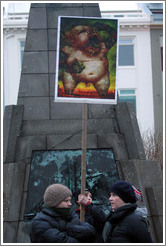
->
xmin=118 ymin=27 xmax=154 ymax=133
xmin=3 ymin=30 xmax=26 ymax=106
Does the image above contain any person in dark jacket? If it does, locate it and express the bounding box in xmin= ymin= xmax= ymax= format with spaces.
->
xmin=75 ymin=189 xmax=106 ymax=242
xmin=29 ymin=184 xmax=96 ymax=243
xmin=102 ymin=180 xmax=153 ymax=243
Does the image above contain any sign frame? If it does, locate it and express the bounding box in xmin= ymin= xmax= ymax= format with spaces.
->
xmin=55 ymin=16 xmax=119 ymax=104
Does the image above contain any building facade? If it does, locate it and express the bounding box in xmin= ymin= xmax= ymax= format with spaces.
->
xmin=3 ymin=2 xmax=163 ymax=134
xmin=146 ymin=3 xmax=163 ymax=133
xmin=101 ymin=2 xmax=163 ymax=134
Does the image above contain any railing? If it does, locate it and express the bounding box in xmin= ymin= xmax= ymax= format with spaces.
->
xmin=4 ymin=13 xmax=29 ymax=20
xmin=101 ymin=10 xmax=150 ymax=20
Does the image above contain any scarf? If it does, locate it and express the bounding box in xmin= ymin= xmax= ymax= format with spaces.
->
xmin=44 ymin=204 xmax=71 ymax=219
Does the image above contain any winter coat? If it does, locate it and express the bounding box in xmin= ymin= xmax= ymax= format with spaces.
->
xmin=76 ymin=203 xmax=106 ymax=242
xmin=102 ymin=203 xmax=153 ymax=243
xmin=29 ymin=207 xmax=96 ymax=243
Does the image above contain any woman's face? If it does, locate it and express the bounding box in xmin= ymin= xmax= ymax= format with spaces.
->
xmin=56 ymin=196 xmax=72 ymax=208
xmin=109 ymin=192 xmax=126 ymax=210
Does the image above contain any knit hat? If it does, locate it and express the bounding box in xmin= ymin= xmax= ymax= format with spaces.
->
xmin=44 ymin=184 xmax=72 ymax=207
xmin=132 ymin=186 xmax=143 ymax=202
xmin=110 ymin=180 xmax=137 ymax=204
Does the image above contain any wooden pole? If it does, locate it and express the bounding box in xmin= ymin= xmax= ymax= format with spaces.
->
xmin=80 ymin=103 xmax=87 ymax=222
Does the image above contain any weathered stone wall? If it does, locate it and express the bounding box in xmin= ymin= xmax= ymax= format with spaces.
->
xmin=3 ymin=3 xmax=163 ymax=243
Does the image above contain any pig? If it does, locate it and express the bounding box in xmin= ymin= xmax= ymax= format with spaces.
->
xmin=61 ymin=25 xmax=110 ymax=97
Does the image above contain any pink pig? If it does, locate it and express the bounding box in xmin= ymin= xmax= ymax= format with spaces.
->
xmin=62 ymin=25 xmax=110 ymax=97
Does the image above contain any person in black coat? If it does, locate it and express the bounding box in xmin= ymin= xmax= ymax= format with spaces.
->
xmin=29 ymin=184 xmax=96 ymax=243
xmin=102 ymin=180 xmax=153 ymax=243
xmin=75 ymin=190 xmax=106 ymax=242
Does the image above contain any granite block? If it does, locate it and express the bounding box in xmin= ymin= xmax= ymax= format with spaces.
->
xmin=83 ymin=6 xmax=101 ymax=17
xmin=3 ymin=163 xmax=26 ymax=221
xmin=47 ymin=7 xmax=84 ymax=28
xmin=3 ymin=105 xmax=23 ymax=163
xmin=98 ymin=133 xmax=129 ymax=160
xmin=49 ymin=73 xmax=55 ymax=97
xmin=28 ymin=7 xmax=47 ymax=29
xmin=50 ymin=100 xmax=82 ymax=119
xmin=22 ymin=52 xmax=48 ymax=74
xmin=49 ymin=51 xmax=56 ymax=73
xmin=46 ymin=3 xmax=83 ymax=8
xmin=15 ymin=136 xmax=47 ymax=163
xmin=48 ymin=29 xmax=57 ymax=51
xmin=3 ymin=222 xmax=18 ymax=243
xmin=18 ymin=74 xmax=49 ymax=97
xmin=88 ymin=104 xmax=116 ymax=119
xmin=47 ymin=134 xmax=97 ymax=149
xmin=116 ymin=102 xmax=146 ymax=159
xmin=25 ymin=29 xmax=48 ymax=51
xmin=17 ymin=97 xmax=49 ymax=120
xmin=21 ymin=119 xmax=82 ymax=136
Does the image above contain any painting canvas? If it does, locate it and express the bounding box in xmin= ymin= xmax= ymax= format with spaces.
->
xmin=55 ymin=16 xmax=119 ymax=104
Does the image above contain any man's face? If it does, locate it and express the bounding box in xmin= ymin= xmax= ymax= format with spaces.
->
xmin=56 ymin=196 xmax=72 ymax=208
xmin=109 ymin=192 xmax=126 ymax=210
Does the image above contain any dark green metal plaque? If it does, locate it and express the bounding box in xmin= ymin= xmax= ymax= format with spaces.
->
xmin=24 ymin=149 xmax=119 ymax=220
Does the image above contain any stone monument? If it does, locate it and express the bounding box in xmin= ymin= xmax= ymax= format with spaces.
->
xmin=3 ymin=3 xmax=163 ymax=243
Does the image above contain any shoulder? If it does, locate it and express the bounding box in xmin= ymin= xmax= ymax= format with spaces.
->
xmin=125 ymin=210 xmax=142 ymax=220
xmin=90 ymin=204 xmax=104 ymax=213
xmin=30 ymin=211 xmax=53 ymax=232
xmin=31 ymin=208 xmax=60 ymax=227
xmin=33 ymin=208 xmax=57 ymax=219
xmin=123 ymin=210 xmax=148 ymax=228
xmin=32 ymin=210 xmax=48 ymax=221
xmin=89 ymin=204 xmax=106 ymax=224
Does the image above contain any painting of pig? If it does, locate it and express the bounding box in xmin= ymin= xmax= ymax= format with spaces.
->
xmin=55 ymin=17 xmax=119 ymax=104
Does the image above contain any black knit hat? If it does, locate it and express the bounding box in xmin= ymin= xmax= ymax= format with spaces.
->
xmin=110 ymin=180 xmax=137 ymax=204
xmin=44 ymin=184 xmax=72 ymax=207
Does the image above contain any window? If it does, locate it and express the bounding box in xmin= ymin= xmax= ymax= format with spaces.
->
xmin=119 ymin=89 xmax=136 ymax=112
xmin=114 ymin=15 xmax=124 ymax=17
xmin=153 ymin=12 xmax=163 ymax=21
xmin=20 ymin=41 xmax=25 ymax=66
xmin=118 ymin=39 xmax=134 ymax=66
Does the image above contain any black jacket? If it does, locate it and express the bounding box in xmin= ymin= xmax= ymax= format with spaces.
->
xmin=76 ymin=203 xmax=106 ymax=242
xmin=30 ymin=208 xmax=96 ymax=243
xmin=103 ymin=203 xmax=153 ymax=243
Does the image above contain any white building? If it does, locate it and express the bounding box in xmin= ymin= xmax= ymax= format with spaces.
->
xmin=2 ymin=2 xmax=163 ymax=134
xmin=101 ymin=2 xmax=163 ymax=134
xmin=3 ymin=3 xmax=30 ymax=107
